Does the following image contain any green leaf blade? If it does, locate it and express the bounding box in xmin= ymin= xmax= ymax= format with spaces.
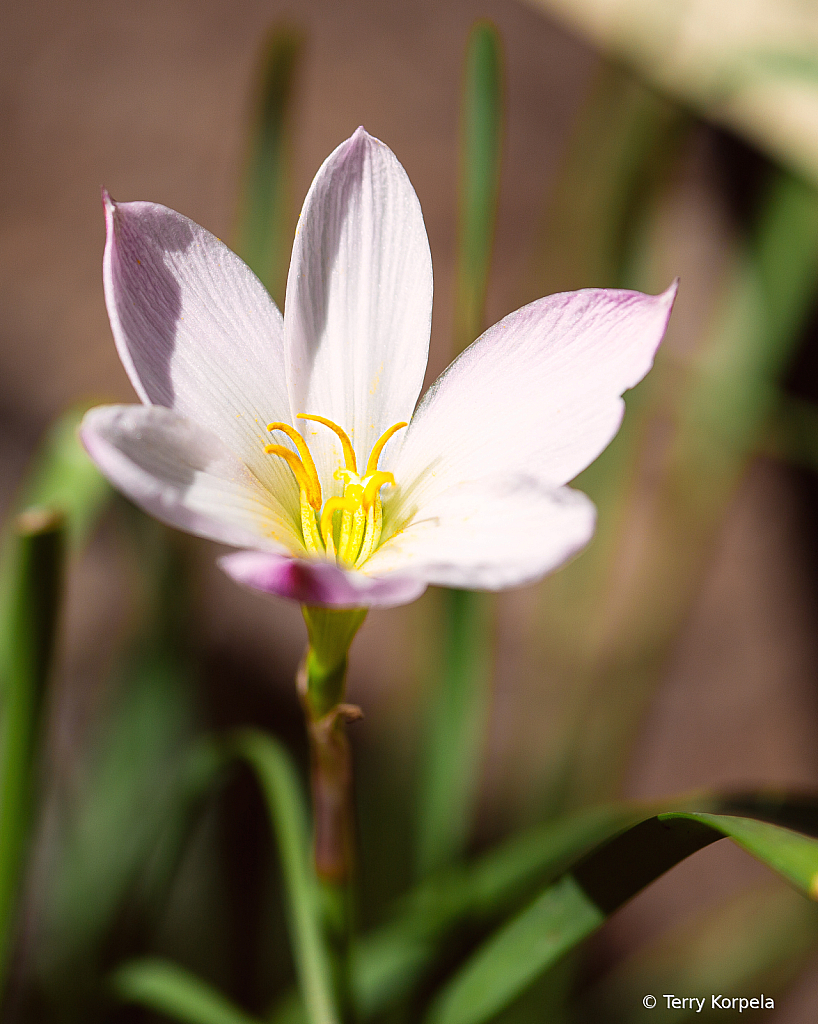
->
xmin=235 ymin=24 xmax=303 ymax=307
xmin=233 ymin=729 xmax=340 ymax=1024
xmin=454 ymin=20 xmax=503 ymax=353
xmin=0 ymin=509 xmax=66 ymax=989
xmin=422 ymin=798 xmax=818 ymax=1024
xmin=113 ymin=957 xmax=264 ymax=1024
xmin=426 ymin=875 xmax=602 ymax=1024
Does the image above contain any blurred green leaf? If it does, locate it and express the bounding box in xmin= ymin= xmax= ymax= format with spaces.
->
xmin=232 ymin=730 xmax=340 ymax=1024
xmin=530 ymin=165 xmax=818 ymax=812
xmin=585 ymin=881 xmax=818 ymax=1022
xmin=0 ymin=509 xmax=65 ymax=989
xmin=424 ymin=803 xmax=818 ymax=1024
xmin=415 ymin=19 xmax=504 ymax=887
xmin=529 ymin=61 xmax=685 ymax=297
xmin=36 ymin=523 xmax=223 ymax=1020
xmin=114 ymin=956 xmax=264 ymax=1024
xmin=763 ymin=394 xmax=818 ymax=471
xmin=361 ymin=802 xmax=648 ymax=1014
xmin=426 ymin=875 xmax=601 ymax=1024
xmin=234 ymin=24 xmax=304 ymax=308
xmin=415 ymin=589 xmax=493 ymax=879
xmin=14 ymin=404 xmax=112 ymax=550
xmin=454 ymin=20 xmax=503 ymax=354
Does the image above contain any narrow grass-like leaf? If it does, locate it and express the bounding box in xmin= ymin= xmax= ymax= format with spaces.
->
xmin=415 ymin=21 xmax=504 ymax=881
xmin=15 ymin=404 xmax=112 ymax=549
xmin=0 ymin=509 xmax=65 ymax=989
xmin=427 ymin=875 xmax=601 ymax=1024
xmin=232 ymin=729 xmax=339 ymax=1024
xmin=416 ymin=589 xmax=493 ymax=878
xmin=114 ymin=957 xmax=264 ymax=1024
xmin=358 ymin=803 xmax=648 ymax=1015
xmin=235 ymin=24 xmax=303 ymax=308
xmin=425 ymin=805 xmax=818 ymax=1024
xmin=529 ymin=60 xmax=685 ymax=297
xmin=453 ymin=19 xmax=503 ymax=354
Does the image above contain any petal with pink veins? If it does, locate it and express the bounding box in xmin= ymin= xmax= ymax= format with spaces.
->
xmin=285 ymin=128 xmax=433 ymax=495
xmin=102 ymin=193 xmax=296 ymax=511
xmin=368 ymin=476 xmax=596 ymax=591
xmin=386 ymin=284 xmax=676 ymax=524
xmin=81 ymin=405 xmax=302 ymax=553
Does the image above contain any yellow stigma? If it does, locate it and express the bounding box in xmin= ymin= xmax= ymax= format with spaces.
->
xmin=265 ymin=415 xmax=407 ymax=566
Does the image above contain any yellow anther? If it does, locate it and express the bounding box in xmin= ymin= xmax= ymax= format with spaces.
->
xmin=264 ymin=445 xmax=321 ymax=509
xmin=320 ymin=495 xmax=359 ymax=547
xmin=266 ymin=422 xmax=323 ymax=510
xmin=363 ymin=471 xmax=395 ymax=510
xmin=366 ymin=421 xmax=407 ymax=475
xmin=299 ymin=414 xmax=357 ymax=472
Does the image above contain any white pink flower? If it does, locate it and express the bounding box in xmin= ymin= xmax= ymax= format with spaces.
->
xmin=81 ymin=128 xmax=675 ymax=608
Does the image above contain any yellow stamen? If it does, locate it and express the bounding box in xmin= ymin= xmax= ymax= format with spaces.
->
xmin=262 ymin=415 xmax=405 ymax=566
xmin=299 ymin=490 xmax=323 ymax=554
xmin=264 ymin=444 xmax=321 ymax=509
xmin=355 ymin=496 xmax=383 ymax=567
xmin=363 ymin=471 xmax=395 ymax=510
xmin=342 ymin=505 xmax=367 ymax=565
xmin=267 ymin=422 xmax=322 ymax=509
xmin=299 ymin=414 xmax=357 ymax=473
xmin=320 ymin=495 xmax=360 ymax=548
xmin=337 ymin=483 xmax=362 ymax=562
xmin=366 ymin=421 xmax=407 ymax=475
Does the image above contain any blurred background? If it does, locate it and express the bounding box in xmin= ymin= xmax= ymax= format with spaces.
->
xmin=5 ymin=0 xmax=818 ymax=1021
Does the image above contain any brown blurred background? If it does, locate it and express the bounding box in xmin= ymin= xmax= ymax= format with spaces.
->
xmin=4 ymin=0 xmax=818 ymax=1019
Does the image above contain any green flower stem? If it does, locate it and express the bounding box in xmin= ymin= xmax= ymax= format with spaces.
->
xmin=299 ymin=607 xmax=366 ymax=1021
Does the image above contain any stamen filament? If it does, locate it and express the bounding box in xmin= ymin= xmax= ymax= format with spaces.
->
xmin=300 ymin=490 xmax=323 ymax=553
xmin=342 ymin=505 xmax=367 ymax=565
xmin=264 ymin=444 xmax=320 ymax=508
xmin=355 ymin=495 xmax=383 ymax=567
xmin=366 ymin=421 xmax=407 ymax=475
xmin=267 ymin=422 xmax=322 ymax=509
xmin=299 ymin=414 xmax=357 ymax=472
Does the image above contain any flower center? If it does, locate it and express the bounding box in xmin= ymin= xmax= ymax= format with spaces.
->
xmin=265 ymin=415 xmax=407 ymax=567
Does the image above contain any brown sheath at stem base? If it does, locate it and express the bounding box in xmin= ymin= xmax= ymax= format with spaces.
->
xmin=298 ymin=655 xmax=362 ymax=882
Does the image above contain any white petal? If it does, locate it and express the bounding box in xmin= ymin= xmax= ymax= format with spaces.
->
xmin=387 ymin=285 xmax=676 ymax=520
xmin=102 ymin=193 xmax=298 ymax=512
xmin=81 ymin=405 xmax=303 ymax=553
xmin=284 ymin=128 xmax=433 ymax=494
xmin=364 ymin=476 xmax=596 ymax=590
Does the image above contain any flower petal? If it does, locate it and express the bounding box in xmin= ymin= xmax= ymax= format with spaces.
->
xmin=219 ymin=550 xmax=427 ymax=608
xmin=387 ymin=285 xmax=676 ymax=520
xmin=284 ymin=128 xmax=433 ymax=493
xmin=81 ymin=405 xmax=303 ymax=553
xmin=102 ymin=193 xmax=297 ymax=510
xmin=366 ymin=476 xmax=596 ymax=590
